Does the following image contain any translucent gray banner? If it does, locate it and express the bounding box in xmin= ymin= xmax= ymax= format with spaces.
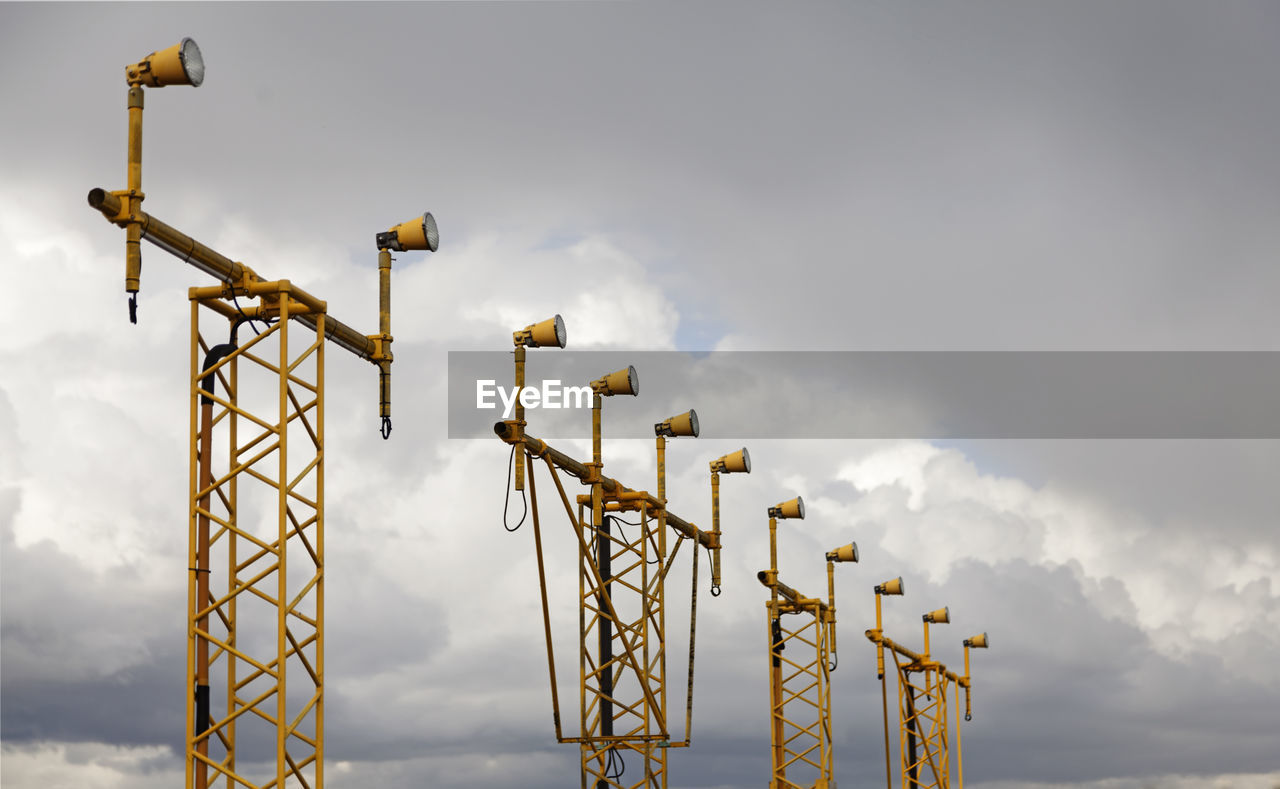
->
xmin=447 ymin=351 xmax=1279 ymax=439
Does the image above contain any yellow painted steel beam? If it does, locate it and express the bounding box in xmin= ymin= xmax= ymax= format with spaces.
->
xmin=494 ymin=421 xmax=712 ymax=550
xmin=88 ymin=188 xmax=384 ymax=364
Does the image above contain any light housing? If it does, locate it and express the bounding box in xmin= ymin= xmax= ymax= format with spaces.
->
xmin=769 ymin=496 xmax=804 ymax=520
xmin=591 ymin=366 xmax=638 ymax=397
xmin=376 ymin=213 xmax=439 ymax=252
xmin=711 ymin=447 xmax=750 ymax=474
xmin=515 ymin=314 xmax=566 ymax=348
xmin=875 ymin=577 xmax=904 ymax=596
xmin=964 ymin=632 xmax=989 ymax=649
xmin=656 ymin=409 xmax=699 ymax=438
xmin=126 ymin=37 xmax=205 ymax=87
xmin=923 ymin=606 xmax=950 ymax=624
xmin=826 ymin=542 xmax=859 ymax=563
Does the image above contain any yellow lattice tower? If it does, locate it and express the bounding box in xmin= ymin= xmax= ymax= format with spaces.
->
xmin=88 ymin=38 xmax=438 ymax=789
xmin=756 ymin=497 xmax=858 ymax=789
xmin=497 ymin=320 xmax=748 ymax=788
xmin=866 ymin=583 xmax=988 ymax=789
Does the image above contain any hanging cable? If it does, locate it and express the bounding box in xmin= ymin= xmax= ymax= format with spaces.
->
xmin=607 ymin=515 xmax=657 ymax=564
xmin=503 ymin=444 xmax=528 ymax=531
xmin=604 ymin=747 xmax=625 ymax=781
xmin=704 ymin=544 xmax=721 ymax=596
xmin=232 ymin=292 xmax=276 ymax=336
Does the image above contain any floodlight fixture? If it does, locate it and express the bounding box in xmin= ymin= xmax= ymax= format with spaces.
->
xmin=875 ymin=577 xmax=904 ymax=596
xmin=769 ymin=496 xmax=804 ymax=520
xmin=126 ymin=38 xmax=204 ymax=87
xmin=656 ymin=409 xmax=699 ymax=438
xmin=923 ymin=607 xmax=950 ymax=624
xmin=964 ymin=632 xmax=989 ymax=649
xmin=591 ymin=366 xmax=638 ymax=397
xmin=826 ymin=542 xmax=859 ymax=563
xmin=710 ymin=448 xmax=750 ymax=474
xmin=514 ymin=314 xmax=566 ymax=348
xmin=376 ymin=212 xmax=439 ymax=252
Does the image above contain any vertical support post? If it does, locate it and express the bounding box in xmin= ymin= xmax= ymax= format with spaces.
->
xmin=124 ymin=86 xmax=144 ymax=321
xmin=276 ymin=294 xmax=290 ymax=789
xmin=185 ymin=302 xmax=198 ymax=789
xmin=709 ymin=472 xmax=721 ymax=590
xmin=513 ymin=346 xmax=526 ymax=490
xmin=377 ymin=249 xmax=392 ymax=433
xmin=315 ymin=313 xmax=327 ymax=789
xmin=591 ymin=393 xmax=612 ymax=787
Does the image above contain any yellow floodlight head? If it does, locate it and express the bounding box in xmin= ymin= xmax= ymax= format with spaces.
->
xmin=376 ymin=213 xmax=440 ymax=252
xmin=656 ymin=409 xmax=699 ymax=438
xmin=826 ymin=542 xmax=859 ymax=563
xmin=710 ymin=447 xmax=751 ymax=474
xmin=875 ymin=576 xmax=904 ymax=596
xmin=768 ymin=496 xmax=804 ymax=520
xmin=126 ymin=38 xmax=205 ymax=87
xmin=923 ymin=606 xmax=950 ymax=624
xmin=964 ymin=632 xmax=989 ymax=649
xmin=591 ymin=366 xmax=638 ymax=396
xmin=514 ymin=314 xmax=566 ymax=348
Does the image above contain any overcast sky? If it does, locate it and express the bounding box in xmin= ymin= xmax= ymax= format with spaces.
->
xmin=2 ymin=2 xmax=1279 ymax=788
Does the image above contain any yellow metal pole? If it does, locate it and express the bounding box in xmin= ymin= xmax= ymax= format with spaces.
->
xmin=316 ymin=312 xmax=326 ymax=789
xmin=276 ymin=294 xmax=290 ymax=789
xmin=185 ymin=304 xmax=197 ymax=789
xmin=656 ymin=434 xmax=666 ymax=503
xmin=227 ymin=327 xmax=239 ymax=786
xmin=955 ymin=675 xmax=964 ymax=789
xmin=124 ymin=87 xmax=144 ymax=321
xmin=590 ymin=392 xmax=611 ymax=785
xmin=826 ymin=560 xmax=837 ymax=661
xmin=875 ymin=594 xmax=892 ymax=789
xmin=709 ymin=471 xmax=721 ymax=591
xmin=513 ymin=346 xmax=526 ymax=490
xmin=377 ymin=249 xmax=393 ymax=437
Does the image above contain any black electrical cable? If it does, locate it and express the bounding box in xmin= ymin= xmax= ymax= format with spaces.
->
xmin=232 ymin=293 xmax=275 ymax=336
xmin=503 ymin=444 xmax=528 ymax=532
xmin=607 ymin=515 xmax=658 ymax=564
xmin=604 ymin=747 xmax=625 ymax=781
xmin=705 ymin=544 xmax=721 ymax=596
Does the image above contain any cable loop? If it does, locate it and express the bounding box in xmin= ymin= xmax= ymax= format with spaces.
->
xmin=381 ymin=416 xmax=392 ymax=440
xmin=965 ymin=713 xmax=972 ymax=722
xmin=503 ymin=444 xmax=528 ymax=531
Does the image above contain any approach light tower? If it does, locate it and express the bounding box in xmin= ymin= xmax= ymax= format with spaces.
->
xmin=88 ymin=39 xmax=439 ymax=789
xmin=866 ymin=583 xmax=990 ymax=789
xmin=756 ymin=496 xmax=858 ymax=789
xmin=496 ymin=319 xmax=746 ymax=788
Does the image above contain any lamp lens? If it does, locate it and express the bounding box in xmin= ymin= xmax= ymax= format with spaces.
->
xmin=180 ymin=38 xmax=205 ymax=87
xmin=553 ymin=314 xmax=566 ymax=347
xmin=688 ymin=410 xmax=699 ymax=437
xmin=422 ymin=213 xmax=440 ymax=252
